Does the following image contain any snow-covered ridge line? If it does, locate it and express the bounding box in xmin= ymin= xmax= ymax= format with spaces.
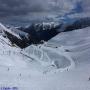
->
xmin=34 ymin=22 xmax=60 ymax=31
xmin=0 ymin=23 xmax=31 ymax=48
xmin=8 ymin=26 xmax=29 ymax=40
xmin=0 ymin=23 xmax=21 ymax=39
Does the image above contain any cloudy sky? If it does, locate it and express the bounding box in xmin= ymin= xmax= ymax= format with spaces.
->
xmin=0 ymin=0 xmax=53 ymax=25
xmin=0 ymin=0 xmax=90 ymax=25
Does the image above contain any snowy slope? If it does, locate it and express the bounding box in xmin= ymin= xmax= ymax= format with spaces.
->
xmin=21 ymin=27 xmax=90 ymax=90
xmin=0 ymin=26 xmax=90 ymax=90
xmin=0 ymin=14 xmax=90 ymax=89
xmin=0 ymin=23 xmax=21 ymax=39
xmin=0 ymin=23 xmax=31 ymax=48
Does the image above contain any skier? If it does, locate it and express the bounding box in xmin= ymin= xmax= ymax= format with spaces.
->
xmin=7 ymin=67 xmax=10 ymax=71
xmin=88 ymin=77 xmax=90 ymax=81
xmin=19 ymin=73 xmax=21 ymax=77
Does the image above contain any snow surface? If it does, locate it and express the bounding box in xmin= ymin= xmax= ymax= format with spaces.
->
xmin=0 ymin=25 xmax=90 ymax=90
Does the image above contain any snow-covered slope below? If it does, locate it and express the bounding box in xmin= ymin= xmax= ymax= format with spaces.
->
xmin=0 ymin=26 xmax=90 ymax=90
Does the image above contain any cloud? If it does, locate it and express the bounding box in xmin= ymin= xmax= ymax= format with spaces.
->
xmin=0 ymin=0 xmax=51 ymax=18
xmin=0 ymin=0 xmax=90 ymax=17
xmin=0 ymin=0 xmax=52 ymax=24
xmin=0 ymin=0 xmax=90 ymax=25
xmin=0 ymin=0 xmax=30 ymax=17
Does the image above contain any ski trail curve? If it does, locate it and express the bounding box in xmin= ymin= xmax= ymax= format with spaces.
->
xmin=21 ymin=44 xmax=75 ymax=73
xmin=41 ymin=44 xmax=75 ymax=72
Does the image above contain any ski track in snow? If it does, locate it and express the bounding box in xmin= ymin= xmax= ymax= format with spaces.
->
xmin=0 ymin=23 xmax=90 ymax=90
xmin=21 ymin=43 xmax=75 ymax=73
xmin=42 ymin=44 xmax=75 ymax=72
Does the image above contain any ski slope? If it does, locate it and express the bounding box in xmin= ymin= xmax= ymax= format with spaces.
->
xmin=0 ymin=26 xmax=90 ymax=90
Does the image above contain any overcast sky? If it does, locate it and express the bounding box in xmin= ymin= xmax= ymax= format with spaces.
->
xmin=0 ymin=0 xmax=90 ymax=25
xmin=0 ymin=0 xmax=52 ymax=25
xmin=0 ymin=0 xmax=51 ymax=17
